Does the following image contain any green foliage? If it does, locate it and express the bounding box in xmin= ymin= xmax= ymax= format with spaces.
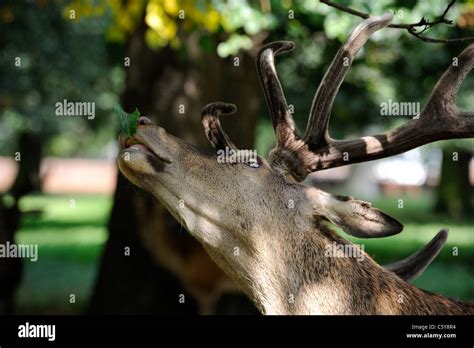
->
xmin=217 ymin=34 xmax=254 ymax=58
xmin=0 ymin=2 xmax=123 ymax=157
xmin=2 ymin=0 xmax=473 ymax=157
xmin=117 ymin=105 xmax=140 ymax=137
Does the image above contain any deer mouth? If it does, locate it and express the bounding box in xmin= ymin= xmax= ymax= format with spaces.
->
xmin=122 ymin=136 xmax=173 ymax=164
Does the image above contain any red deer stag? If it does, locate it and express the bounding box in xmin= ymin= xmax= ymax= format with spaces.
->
xmin=118 ymin=13 xmax=474 ymax=314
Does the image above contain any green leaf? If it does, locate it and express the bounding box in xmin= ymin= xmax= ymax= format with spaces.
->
xmin=116 ymin=105 xmax=140 ymax=137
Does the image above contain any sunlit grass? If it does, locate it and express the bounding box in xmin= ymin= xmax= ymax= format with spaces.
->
xmin=19 ymin=194 xmax=110 ymax=226
xmin=15 ymin=194 xmax=112 ymax=313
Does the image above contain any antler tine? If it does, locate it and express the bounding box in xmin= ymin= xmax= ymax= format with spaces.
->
xmin=424 ymin=43 xmax=474 ymax=134
xmin=201 ymin=102 xmax=239 ymax=151
xmin=300 ymin=42 xmax=474 ymax=173
xmin=256 ymin=15 xmax=473 ymax=179
xmin=303 ymin=12 xmax=394 ymax=147
xmin=257 ymin=41 xmax=299 ymax=148
xmin=385 ymin=229 xmax=448 ymax=282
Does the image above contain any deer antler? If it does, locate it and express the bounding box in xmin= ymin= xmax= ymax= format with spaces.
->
xmin=257 ymin=41 xmax=299 ymax=148
xmin=201 ymin=102 xmax=263 ymax=168
xmin=201 ymin=102 xmax=239 ymax=151
xmin=257 ymin=12 xmax=474 ymax=181
xmin=304 ymin=12 xmax=393 ymax=148
xmin=301 ymin=41 xmax=474 ymax=172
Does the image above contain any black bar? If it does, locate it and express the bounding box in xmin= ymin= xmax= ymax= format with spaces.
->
xmin=0 ymin=315 xmax=473 ymax=346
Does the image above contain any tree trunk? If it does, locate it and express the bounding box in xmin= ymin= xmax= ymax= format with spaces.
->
xmin=434 ymin=146 xmax=473 ymax=218
xmin=89 ymin=27 xmax=260 ymax=314
xmin=0 ymin=197 xmax=22 ymax=314
xmin=0 ymin=132 xmax=42 ymax=313
xmin=10 ymin=132 xmax=42 ymax=200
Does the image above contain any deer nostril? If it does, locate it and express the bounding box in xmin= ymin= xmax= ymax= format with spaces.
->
xmin=138 ymin=116 xmax=153 ymax=125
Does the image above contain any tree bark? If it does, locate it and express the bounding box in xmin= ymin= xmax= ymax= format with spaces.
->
xmin=434 ymin=146 xmax=473 ymax=218
xmin=89 ymin=27 xmax=261 ymax=314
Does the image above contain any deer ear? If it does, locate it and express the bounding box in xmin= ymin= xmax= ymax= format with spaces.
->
xmin=307 ymin=189 xmax=403 ymax=238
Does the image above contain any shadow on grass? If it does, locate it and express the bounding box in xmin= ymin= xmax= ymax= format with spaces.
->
xmin=21 ymin=219 xmax=107 ymax=231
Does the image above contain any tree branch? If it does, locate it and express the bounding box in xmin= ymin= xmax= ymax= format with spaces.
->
xmin=320 ymin=0 xmax=474 ymax=43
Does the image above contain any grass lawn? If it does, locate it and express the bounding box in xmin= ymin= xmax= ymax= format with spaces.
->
xmin=15 ymin=194 xmax=111 ymax=314
xmin=12 ymin=192 xmax=474 ymax=314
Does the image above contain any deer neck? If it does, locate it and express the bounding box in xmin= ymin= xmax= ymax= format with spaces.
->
xmin=238 ymin=222 xmax=474 ymax=315
xmin=236 ymin=222 xmax=398 ymax=315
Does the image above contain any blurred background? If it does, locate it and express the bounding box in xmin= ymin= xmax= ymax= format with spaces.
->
xmin=0 ymin=0 xmax=473 ymax=315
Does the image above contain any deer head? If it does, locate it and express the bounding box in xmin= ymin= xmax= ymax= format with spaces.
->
xmin=118 ymin=13 xmax=474 ymax=314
